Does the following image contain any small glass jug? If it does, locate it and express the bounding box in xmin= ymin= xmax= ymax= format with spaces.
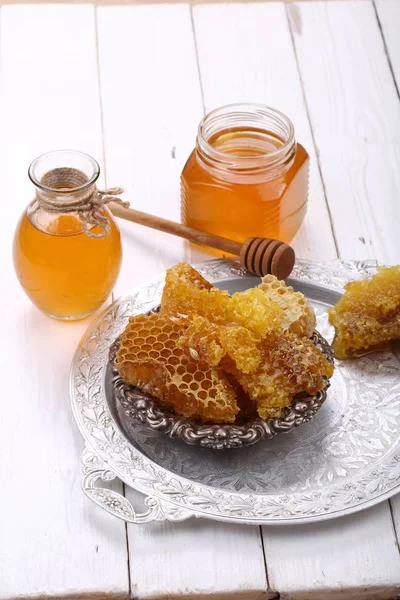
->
xmin=13 ymin=150 xmax=124 ymax=320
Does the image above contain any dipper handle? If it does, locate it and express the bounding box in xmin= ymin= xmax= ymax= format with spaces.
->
xmin=109 ymin=203 xmax=295 ymax=280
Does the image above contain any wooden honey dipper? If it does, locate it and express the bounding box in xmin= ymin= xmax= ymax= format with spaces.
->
xmin=110 ymin=203 xmax=295 ymax=280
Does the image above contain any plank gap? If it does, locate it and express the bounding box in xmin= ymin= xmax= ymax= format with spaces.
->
xmin=123 ymin=483 xmax=133 ymax=599
xmin=389 ymin=499 xmax=400 ymax=554
xmin=190 ymin=3 xmax=206 ymax=115
xmin=372 ymin=0 xmax=400 ymax=102
xmin=259 ymin=525 xmax=275 ymax=596
xmin=95 ymin=4 xmax=108 ymax=187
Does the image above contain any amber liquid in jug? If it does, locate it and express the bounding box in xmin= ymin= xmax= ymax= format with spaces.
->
xmin=13 ymin=151 xmax=122 ymax=320
xmin=181 ymin=104 xmax=309 ymax=245
xmin=14 ymin=210 xmax=121 ymax=319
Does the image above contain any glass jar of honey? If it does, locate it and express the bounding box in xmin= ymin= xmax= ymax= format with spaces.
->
xmin=181 ymin=103 xmax=309 ymax=244
xmin=13 ymin=150 xmax=123 ymax=320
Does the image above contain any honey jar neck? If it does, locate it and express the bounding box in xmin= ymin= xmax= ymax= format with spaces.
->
xmin=196 ymin=104 xmax=297 ymax=183
xmin=32 ymin=173 xmax=98 ymax=210
xmin=29 ymin=150 xmax=100 ymax=209
xmin=26 ymin=150 xmax=126 ymax=239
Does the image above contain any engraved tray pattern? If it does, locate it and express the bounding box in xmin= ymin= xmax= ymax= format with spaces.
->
xmin=70 ymin=259 xmax=400 ymax=525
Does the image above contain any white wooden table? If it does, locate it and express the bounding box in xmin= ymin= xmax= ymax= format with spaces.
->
xmin=1 ymin=1 xmax=400 ymax=598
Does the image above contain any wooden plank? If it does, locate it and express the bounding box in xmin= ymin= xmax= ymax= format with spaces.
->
xmin=375 ymin=0 xmax=400 ymax=92
xmin=289 ymin=0 xmax=400 ymax=264
xmin=192 ymin=1 xmax=337 ymax=262
xmin=263 ymin=504 xmax=400 ymax=600
xmin=97 ymin=5 xmax=271 ymax=599
xmin=126 ymin=490 xmax=274 ymax=600
xmin=0 ymin=6 xmax=128 ymax=598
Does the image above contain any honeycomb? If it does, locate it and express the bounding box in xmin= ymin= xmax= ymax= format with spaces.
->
xmin=177 ymin=314 xmax=262 ymax=374
xmin=161 ymin=263 xmax=282 ymax=337
xmin=115 ymin=313 xmax=239 ymax=423
xmin=258 ymin=274 xmax=316 ymax=337
xmin=223 ymin=332 xmax=334 ymax=420
xmin=116 ymin=264 xmax=334 ymax=423
xmin=328 ymin=265 xmax=400 ymax=359
xmin=230 ymin=287 xmax=282 ymax=337
xmin=160 ymin=262 xmax=227 ymax=321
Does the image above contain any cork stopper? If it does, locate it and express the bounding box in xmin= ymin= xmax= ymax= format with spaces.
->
xmin=240 ymin=237 xmax=295 ymax=280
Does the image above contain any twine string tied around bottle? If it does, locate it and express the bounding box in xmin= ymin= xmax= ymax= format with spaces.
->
xmin=35 ymin=167 xmax=129 ymax=238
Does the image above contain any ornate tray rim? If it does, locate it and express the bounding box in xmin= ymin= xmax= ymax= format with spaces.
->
xmin=70 ymin=258 xmax=400 ymax=525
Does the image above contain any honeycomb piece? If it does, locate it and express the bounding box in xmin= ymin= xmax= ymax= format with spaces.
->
xmin=161 ymin=263 xmax=231 ymax=322
xmin=115 ymin=313 xmax=239 ymax=423
xmin=161 ymin=263 xmax=283 ymax=337
xmin=328 ymin=265 xmax=400 ymax=359
xmin=177 ymin=314 xmax=262 ymax=373
xmin=164 ymin=262 xmax=212 ymax=294
xmin=176 ymin=315 xmax=225 ymax=367
xmin=258 ymin=274 xmax=316 ymax=337
xmin=223 ymin=332 xmax=334 ymax=420
xmin=231 ymin=287 xmax=283 ymax=337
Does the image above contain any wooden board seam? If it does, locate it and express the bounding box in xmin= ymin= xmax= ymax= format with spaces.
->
xmin=372 ymin=0 xmax=400 ymax=101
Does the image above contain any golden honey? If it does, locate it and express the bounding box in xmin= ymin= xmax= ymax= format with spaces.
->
xmin=181 ymin=104 xmax=309 ymax=244
xmin=14 ymin=209 xmax=121 ymax=319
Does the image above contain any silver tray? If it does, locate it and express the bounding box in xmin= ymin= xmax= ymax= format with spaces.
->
xmin=70 ymin=259 xmax=400 ymax=525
